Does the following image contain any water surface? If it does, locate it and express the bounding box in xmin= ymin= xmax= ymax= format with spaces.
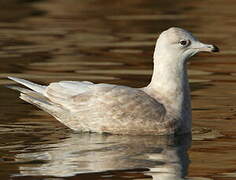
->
xmin=0 ymin=0 xmax=236 ymax=179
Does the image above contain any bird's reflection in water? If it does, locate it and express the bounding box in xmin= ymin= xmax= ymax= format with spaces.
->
xmin=14 ymin=132 xmax=191 ymax=179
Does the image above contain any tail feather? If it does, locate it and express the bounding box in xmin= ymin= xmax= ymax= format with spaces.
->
xmin=7 ymin=77 xmax=71 ymax=128
xmin=20 ymin=93 xmax=68 ymax=121
xmin=6 ymin=85 xmax=34 ymax=94
xmin=6 ymin=84 xmax=49 ymax=103
xmin=7 ymin=77 xmax=56 ymax=111
xmin=8 ymin=76 xmax=46 ymax=95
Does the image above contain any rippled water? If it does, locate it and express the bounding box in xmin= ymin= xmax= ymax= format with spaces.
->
xmin=0 ymin=0 xmax=236 ymax=179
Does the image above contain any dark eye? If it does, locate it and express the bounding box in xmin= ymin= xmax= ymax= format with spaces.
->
xmin=179 ymin=40 xmax=189 ymax=46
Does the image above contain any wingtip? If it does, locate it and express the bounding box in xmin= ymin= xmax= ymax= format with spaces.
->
xmin=5 ymin=84 xmax=22 ymax=92
xmin=7 ymin=76 xmax=27 ymax=84
xmin=6 ymin=76 xmax=46 ymax=94
xmin=5 ymin=84 xmax=34 ymax=94
xmin=7 ymin=76 xmax=18 ymax=81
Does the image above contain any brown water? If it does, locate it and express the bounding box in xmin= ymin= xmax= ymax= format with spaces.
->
xmin=0 ymin=0 xmax=236 ymax=179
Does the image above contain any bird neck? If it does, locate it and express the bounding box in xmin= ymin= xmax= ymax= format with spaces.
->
xmin=150 ymin=55 xmax=190 ymax=100
xmin=146 ymin=54 xmax=192 ymax=132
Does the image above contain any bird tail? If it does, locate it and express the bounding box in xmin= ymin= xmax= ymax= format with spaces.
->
xmin=7 ymin=76 xmax=46 ymax=95
xmin=7 ymin=77 xmax=68 ymax=121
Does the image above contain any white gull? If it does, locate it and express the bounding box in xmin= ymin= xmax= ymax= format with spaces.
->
xmin=7 ymin=27 xmax=219 ymax=135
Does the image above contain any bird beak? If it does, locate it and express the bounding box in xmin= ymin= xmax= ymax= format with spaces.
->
xmin=193 ymin=42 xmax=219 ymax=52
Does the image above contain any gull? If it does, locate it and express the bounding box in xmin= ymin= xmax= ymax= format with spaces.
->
xmin=7 ymin=27 xmax=219 ymax=135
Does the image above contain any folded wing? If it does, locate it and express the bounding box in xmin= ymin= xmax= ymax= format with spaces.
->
xmin=7 ymin=77 xmax=167 ymax=134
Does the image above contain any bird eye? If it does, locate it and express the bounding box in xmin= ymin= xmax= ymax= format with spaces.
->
xmin=179 ymin=40 xmax=189 ymax=46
